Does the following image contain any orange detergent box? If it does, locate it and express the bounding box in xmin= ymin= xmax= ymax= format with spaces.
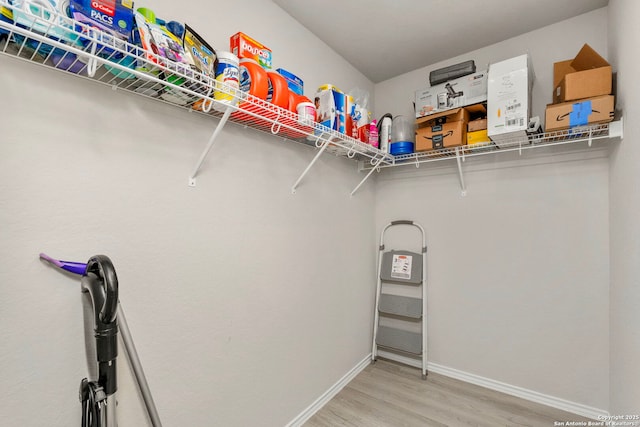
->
xmin=230 ymin=32 xmax=272 ymax=69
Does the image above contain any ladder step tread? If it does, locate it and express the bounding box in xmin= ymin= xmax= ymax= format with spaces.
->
xmin=376 ymin=326 xmax=422 ymax=355
xmin=378 ymin=294 xmax=423 ymax=318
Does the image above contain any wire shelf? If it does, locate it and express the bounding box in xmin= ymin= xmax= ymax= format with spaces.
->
xmin=0 ymin=1 xmax=391 ymax=166
xmin=365 ymin=121 xmax=622 ymax=171
xmin=0 ymin=1 xmax=622 ymax=193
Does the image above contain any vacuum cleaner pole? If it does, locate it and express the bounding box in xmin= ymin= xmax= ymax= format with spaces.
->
xmin=117 ymin=304 xmax=163 ymax=427
xmin=81 ymin=255 xmax=119 ymax=427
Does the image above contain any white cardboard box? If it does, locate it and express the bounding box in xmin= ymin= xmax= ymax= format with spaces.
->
xmin=415 ymin=70 xmax=488 ymax=118
xmin=487 ymin=54 xmax=534 ymax=146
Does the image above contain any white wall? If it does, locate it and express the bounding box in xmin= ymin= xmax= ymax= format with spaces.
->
xmin=0 ymin=1 xmax=376 ymax=426
xmin=373 ymin=8 xmax=611 ymax=411
xmin=607 ymin=0 xmax=640 ymax=415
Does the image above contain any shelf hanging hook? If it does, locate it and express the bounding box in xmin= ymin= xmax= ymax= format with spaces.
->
xmin=85 ymin=28 xmax=99 ymax=78
xmin=270 ymin=110 xmax=282 ymax=135
xmin=315 ymin=131 xmax=328 ymax=148
xmin=200 ymin=74 xmax=215 ymax=113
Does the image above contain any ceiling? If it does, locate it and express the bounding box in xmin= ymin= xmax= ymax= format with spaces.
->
xmin=273 ymin=0 xmax=609 ymax=83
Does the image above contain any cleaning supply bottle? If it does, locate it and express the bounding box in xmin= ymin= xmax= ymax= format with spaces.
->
xmin=369 ymin=119 xmax=379 ymax=148
xmin=378 ymin=114 xmax=393 ymax=153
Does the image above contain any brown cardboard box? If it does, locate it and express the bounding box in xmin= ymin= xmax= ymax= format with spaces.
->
xmin=545 ymin=95 xmax=614 ymax=132
xmin=468 ymin=118 xmax=487 ymax=132
xmin=415 ymin=104 xmax=486 ymax=151
xmin=415 ymin=108 xmax=469 ymax=151
xmin=553 ymin=44 xmax=612 ymax=103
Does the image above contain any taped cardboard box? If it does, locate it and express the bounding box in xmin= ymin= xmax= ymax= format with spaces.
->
xmin=553 ymin=44 xmax=611 ymax=104
xmin=544 ymin=95 xmax=614 ymax=132
xmin=415 ymin=104 xmax=485 ymax=151
xmin=468 ymin=118 xmax=487 ymax=132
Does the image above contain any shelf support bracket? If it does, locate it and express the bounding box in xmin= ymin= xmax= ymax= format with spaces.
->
xmin=291 ymin=133 xmax=331 ymax=193
xmin=609 ymin=117 xmax=624 ymax=139
xmin=188 ymin=106 xmax=234 ymax=187
xmin=350 ymin=156 xmax=385 ymax=197
xmin=455 ymin=147 xmax=467 ymax=197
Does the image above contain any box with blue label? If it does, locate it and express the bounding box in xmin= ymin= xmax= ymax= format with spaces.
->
xmin=276 ymin=68 xmax=303 ymax=96
xmin=544 ymin=95 xmax=614 ymax=132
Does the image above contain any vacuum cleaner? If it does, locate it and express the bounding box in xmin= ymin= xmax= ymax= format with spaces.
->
xmin=40 ymin=253 xmax=163 ymax=427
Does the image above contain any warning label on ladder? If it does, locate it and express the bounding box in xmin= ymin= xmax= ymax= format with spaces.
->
xmin=391 ymin=254 xmax=412 ymax=280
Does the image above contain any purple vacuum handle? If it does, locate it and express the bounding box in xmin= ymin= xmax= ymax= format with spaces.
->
xmin=39 ymin=253 xmax=87 ymax=275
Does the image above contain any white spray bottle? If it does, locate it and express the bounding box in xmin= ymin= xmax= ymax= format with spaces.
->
xmin=378 ymin=114 xmax=393 ymax=153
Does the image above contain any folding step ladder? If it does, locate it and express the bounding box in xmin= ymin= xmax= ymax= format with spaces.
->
xmin=372 ymin=220 xmax=428 ymax=379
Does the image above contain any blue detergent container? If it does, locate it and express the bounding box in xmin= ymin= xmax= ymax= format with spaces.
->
xmin=389 ymin=115 xmax=415 ymax=155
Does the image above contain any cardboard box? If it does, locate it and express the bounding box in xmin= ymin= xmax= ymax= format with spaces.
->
xmin=487 ymin=54 xmax=534 ymax=146
xmin=468 ymin=118 xmax=487 ymax=132
xmin=544 ymin=95 xmax=614 ymax=132
xmin=553 ymin=44 xmax=611 ymax=104
xmin=315 ymin=85 xmax=346 ymax=134
xmin=467 ymin=129 xmax=489 ymax=145
xmin=276 ymin=68 xmax=303 ymax=96
xmin=415 ymin=108 xmax=470 ymax=151
xmin=415 ymin=70 xmax=488 ymax=118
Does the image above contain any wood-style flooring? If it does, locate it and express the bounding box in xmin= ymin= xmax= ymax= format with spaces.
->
xmin=304 ymin=358 xmax=593 ymax=427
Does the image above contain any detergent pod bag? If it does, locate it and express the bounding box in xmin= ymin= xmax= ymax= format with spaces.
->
xmin=133 ymin=10 xmax=197 ymax=105
xmin=1 ymin=6 xmax=13 ymax=38
xmin=7 ymin=0 xmax=83 ymax=65
xmin=134 ymin=10 xmax=191 ymax=68
xmin=181 ymin=24 xmax=216 ymax=105
xmin=349 ymin=87 xmax=372 ymax=143
xmin=69 ymin=0 xmax=136 ymax=77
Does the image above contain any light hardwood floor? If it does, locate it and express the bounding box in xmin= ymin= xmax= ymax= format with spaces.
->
xmin=304 ymin=358 xmax=593 ymax=427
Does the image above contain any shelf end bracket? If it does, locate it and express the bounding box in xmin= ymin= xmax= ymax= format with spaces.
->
xmin=188 ymin=106 xmax=234 ymax=187
xmin=291 ymin=132 xmax=331 ymax=193
xmin=350 ymin=156 xmax=385 ymax=197
xmin=610 ymin=117 xmax=624 ymax=140
xmin=455 ymin=147 xmax=467 ymax=197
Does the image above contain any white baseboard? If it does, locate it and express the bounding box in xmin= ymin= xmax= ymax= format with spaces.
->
xmin=287 ymin=352 xmax=609 ymax=424
xmin=286 ymin=355 xmax=371 ymax=427
xmin=376 ymin=350 xmax=609 ymax=420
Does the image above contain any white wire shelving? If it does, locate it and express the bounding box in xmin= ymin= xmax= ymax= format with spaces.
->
xmin=0 ymin=0 xmax=392 ymax=193
xmin=361 ymin=120 xmax=623 ymax=196
xmin=0 ymin=0 xmax=623 ymax=196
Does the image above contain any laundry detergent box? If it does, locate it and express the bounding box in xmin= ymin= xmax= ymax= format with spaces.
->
xmin=276 ymin=68 xmax=303 ymax=96
xmin=230 ymin=31 xmax=272 ymax=69
xmin=70 ymin=0 xmax=135 ymax=47
xmin=315 ymin=84 xmax=346 ymax=134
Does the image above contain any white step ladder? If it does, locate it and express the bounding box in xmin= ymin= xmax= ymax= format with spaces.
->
xmin=372 ymin=220 xmax=428 ymax=379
